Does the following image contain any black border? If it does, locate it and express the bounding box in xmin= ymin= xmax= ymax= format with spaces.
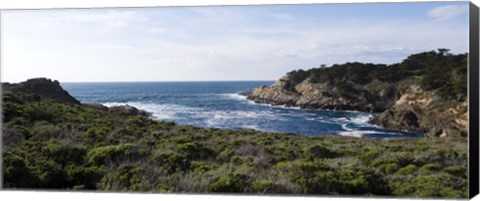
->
xmin=469 ymin=1 xmax=479 ymax=199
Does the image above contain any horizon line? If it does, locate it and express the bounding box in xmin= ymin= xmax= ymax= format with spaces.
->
xmin=60 ymin=80 xmax=277 ymax=83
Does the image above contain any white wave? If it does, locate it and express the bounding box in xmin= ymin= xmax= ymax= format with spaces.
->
xmin=240 ymin=124 xmax=260 ymax=130
xmin=221 ymin=93 xmax=248 ymax=101
xmin=274 ymin=105 xmax=302 ymax=110
xmin=337 ymin=130 xmax=382 ymax=137
xmin=351 ymin=114 xmax=373 ymax=125
xmin=334 ymin=113 xmax=373 ymax=125
xmin=338 ymin=121 xmax=404 ymax=137
xmin=338 ymin=130 xmax=405 ymax=137
xmin=102 ymin=101 xmax=200 ymax=120
xmin=335 ymin=114 xmax=384 ymax=137
xmin=341 ymin=123 xmax=353 ymax=131
xmin=101 ymin=100 xmax=402 ymax=138
xmin=247 ymin=101 xmax=302 ymax=110
xmin=203 ymin=110 xmax=279 ymax=127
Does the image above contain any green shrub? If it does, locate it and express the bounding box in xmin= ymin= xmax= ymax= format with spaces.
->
xmin=32 ymin=159 xmax=68 ymax=188
xmin=151 ymin=150 xmax=188 ymax=172
xmin=419 ymin=163 xmax=443 ymax=173
xmin=252 ymin=180 xmax=279 ymax=193
xmin=65 ymin=165 xmax=104 ymax=189
xmin=177 ymin=142 xmax=215 ymax=160
xmin=191 ymin=161 xmax=212 ymax=173
xmin=384 ymin=163 xmax=399 ymax=174
xmin=304 ymin=145 xmax=338 ymax=159
xmin=395 ymin=164 xmax=417 ymax=175
xmin=390 ymin=174 xmax=466 ymax=198
xmin=359 ymin=149 xmax=382 ymax=164
xmin=3 ymin=149 xmax=41 ymax=188
xmin=208 ymin=174 xmax=249 ymax=192
xmin=443 ymin=166 xmax=466 ymax=177
xmin=97 ymin=164 xmax=144 ymax=191
xmin=87 ymin=143 xmax=143 ymax=165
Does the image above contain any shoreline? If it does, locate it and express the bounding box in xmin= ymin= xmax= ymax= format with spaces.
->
xmin=238 ymin=92 xmax=425 ymax=138
xmin=2 ymin=78 xmax=467 ymax=196
xmin=96 ymin=97 xmax=425 ymax=139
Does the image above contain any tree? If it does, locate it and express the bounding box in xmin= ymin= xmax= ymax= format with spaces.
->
xmin=437 ymin=48 xmax=450 ymax=56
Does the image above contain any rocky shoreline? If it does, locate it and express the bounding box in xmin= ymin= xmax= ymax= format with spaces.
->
xmin=242 ymin=50 xmax=468 ymax=138
xmin=240 ymin=77 xmax=395 ymax=113
xmin=241 ymin=83 xmax=467 ymax=138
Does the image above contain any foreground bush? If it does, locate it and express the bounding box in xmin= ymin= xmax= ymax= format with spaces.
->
xmin=1 ymin=89 xmax=468 ymax=198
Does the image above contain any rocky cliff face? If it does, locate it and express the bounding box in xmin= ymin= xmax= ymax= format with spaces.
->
xmin=368 ymin=85 xmax=468 ymax=138
xmin=246 ymin=75 xmax=396 ymax=112
xmin=243 ymin=50 xmax=468 ymax=138
xmin=369 ymin=102 xmax=467 ymax=137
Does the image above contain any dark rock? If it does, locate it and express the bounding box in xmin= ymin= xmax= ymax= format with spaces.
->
xmin=85 ymin=103 xmax=109 ymax=111
xmin=369 ymin=104 xmax=426 ymax=133
xmin=109 ymin=105 xmax=151 ymax=117
xmin=369 ymin=103 xmax=467 ymax=138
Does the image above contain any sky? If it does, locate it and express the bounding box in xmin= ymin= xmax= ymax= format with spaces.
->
xmin=1 ymin=1 xmax=470 ymax=82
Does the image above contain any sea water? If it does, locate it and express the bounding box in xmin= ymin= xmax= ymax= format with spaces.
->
xmin=61 ymin=81 xmax=423 ymax=138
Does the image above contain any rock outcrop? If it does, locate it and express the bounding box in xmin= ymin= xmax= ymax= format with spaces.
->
xmin=243 ymin=50 xmax=468 ymax=137
xmin=369 ymin=102 xmax=468 ymax=137
xmin=2 ymin=78 xmax=151 ymax=118
xmin=109 ymin=105 xmax=151 ymax=117
xmin=245 ymin=75 xmax=396 ymax=112
xmin=2 ymin=78 xmax=80 ymax=104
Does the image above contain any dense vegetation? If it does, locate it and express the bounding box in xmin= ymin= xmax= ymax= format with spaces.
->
xmin=285 ymin=49 xmax=467 ymax=101
xmin=2 ymin=81 xmax=468 ymax=198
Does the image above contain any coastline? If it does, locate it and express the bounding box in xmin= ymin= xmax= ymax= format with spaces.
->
xmin=1 ymin=78 xmax=467 ymax=197
xmin=237 ymin=92 xmax=424 ymax=138
xmin=240 ymin=50 xmax=468 ymax=138
xmin=92 ymin=91 xmax=424 ymax=138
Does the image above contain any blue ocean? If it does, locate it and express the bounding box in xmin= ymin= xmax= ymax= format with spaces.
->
xmin=61 ymin=81 xmax=423 ymax=138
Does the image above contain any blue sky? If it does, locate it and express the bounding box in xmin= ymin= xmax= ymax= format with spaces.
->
xmin=1 ymin=2 xmax=469 ymax=82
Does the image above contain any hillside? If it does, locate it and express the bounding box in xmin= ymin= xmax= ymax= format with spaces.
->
xmin=243 ymin=49 xmax=468 ymax=137
xmin=2 ymin=78 xmax=80 ymax=104
xmin=1 ymin=78 xmax=468 ymax=198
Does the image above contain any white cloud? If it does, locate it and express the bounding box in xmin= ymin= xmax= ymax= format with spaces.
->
xmin=138 ymin=58 xmax=184 ymax=64
xmin=27 ymin=10 xmax=149 ymax=31
xmin=70 ymin=10 xmax=147 ymax=27
xmin=1 ymin=5 xmax=469 ymax=82
xmin=428 ymin=5 xmax=468 ymax=21
xmin=87 ymin=44 xmax=136 ymax=50
xmin=146 ymin=27 xmax=168 ymax=34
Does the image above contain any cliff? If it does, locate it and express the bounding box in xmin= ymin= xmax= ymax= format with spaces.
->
xmin=1 ymin=78 xmax=150 ymax=117
xmin=243 ymin=49 xmax=468 ymax=137
xmin=2 ymin=78 xmax=81 ymax=104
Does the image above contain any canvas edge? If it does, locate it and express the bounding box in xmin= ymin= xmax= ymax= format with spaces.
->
xmin=469 ymin=1 xmax=480 ymax=199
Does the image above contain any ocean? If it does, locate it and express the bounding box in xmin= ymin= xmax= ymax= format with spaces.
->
xmin=61 ymin=81 xmax=423 ymax=138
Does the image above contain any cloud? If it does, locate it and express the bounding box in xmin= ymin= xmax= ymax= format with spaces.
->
xmin=2 ymin=5 xmax=469 ymax=82
xmin=72 ymin=10 xmax=146 ymax=27
xmin=87 ymin=44 xmax=136 ymax=50
xmin=146 ymin=27 xmax=167 ymax=34
xmin=137 ymin=58 xmax=184 ymax=64
xmin=29 ymin=10 xmax=149 ymax=31
xmin=428 ymin=5 xmax=468 ymax=21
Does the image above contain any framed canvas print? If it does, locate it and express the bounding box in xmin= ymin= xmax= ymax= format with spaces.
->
xmin=1 ymin=0 xmax=479 ymax=200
